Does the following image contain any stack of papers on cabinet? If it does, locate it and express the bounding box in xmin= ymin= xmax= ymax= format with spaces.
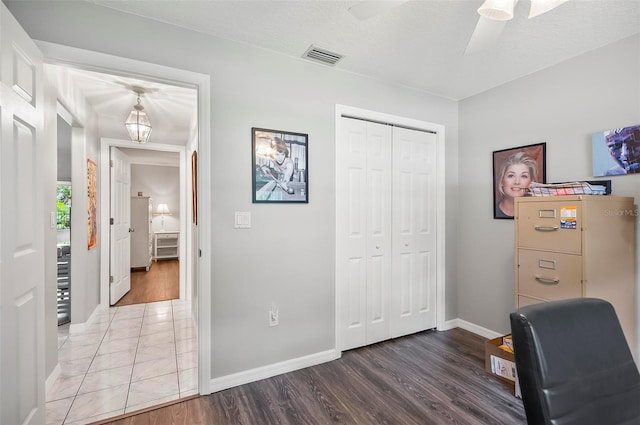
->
xmin=529 ymin=182 xmax=607 ymax=197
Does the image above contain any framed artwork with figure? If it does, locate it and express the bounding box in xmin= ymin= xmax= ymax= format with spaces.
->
xmin=252 ymin=127 xmax=308 ymax=203
xmin=87 ymin=158 xmax=98 ymax=249
xmin=592 ymin=124 xmax=640 ymax=176
xmin=492 ymin=142 xmax=546 ymax=219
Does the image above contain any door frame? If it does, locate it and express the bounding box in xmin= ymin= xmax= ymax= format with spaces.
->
xmin=37 ymin=41 xmax=212 ymax=394
xmin=102 ymin=141 xmax=185 ymax=303
xmin=334 ymin=104 xmax=447 ymax=352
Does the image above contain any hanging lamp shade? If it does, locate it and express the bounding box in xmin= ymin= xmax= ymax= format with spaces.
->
xmin=125 ymin=96 xmax=152 ymax=143
xmin=477 ymin=0 xmax=516 ymax=21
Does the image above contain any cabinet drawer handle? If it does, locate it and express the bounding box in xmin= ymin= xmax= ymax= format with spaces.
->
xmin=535 ymin=276 xmax=560 ymax=285
xmin=534 ymin=226 xmax=559 ymax=232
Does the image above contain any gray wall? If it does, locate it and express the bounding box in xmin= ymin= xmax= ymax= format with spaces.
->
xmin=459 ymin=35 xmax=640 ymax=340
xmin=7 ymin=1 xmax=459 ymax=379
xmin=57 ymin=115 xmax=71 ymax=182
xmin=41 ymin=63 xmax=103 ymax=378
xmin=70 ymin=106 xmax=102 ymax=328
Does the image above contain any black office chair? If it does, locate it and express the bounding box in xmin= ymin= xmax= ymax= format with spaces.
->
xmin=510 ymin=298 xmax=640 ymax=425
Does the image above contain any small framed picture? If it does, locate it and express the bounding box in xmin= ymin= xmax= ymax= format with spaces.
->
xmin=252 ymin=127 xmax=308 ymax=203
xmin=492 ymin=142 xmax=546 ymax=219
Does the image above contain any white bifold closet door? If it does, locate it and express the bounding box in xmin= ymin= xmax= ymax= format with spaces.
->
xmin=390 ymin=126 xmax=437 ymax=338
xmin=338 ymin=117 xmax=437 ymax=351
xmin=338 ymin=118 xmax=393 ymax=350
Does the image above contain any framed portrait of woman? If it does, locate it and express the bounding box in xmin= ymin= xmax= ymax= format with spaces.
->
xmin=492 ymin=142 xmax=546 ymax=219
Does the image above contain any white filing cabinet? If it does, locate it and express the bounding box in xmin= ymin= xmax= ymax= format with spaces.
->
xmin=154 ymin=231 xmax=179 ymax=261
xmin=131 ymin=197 xmax=153 ymax=270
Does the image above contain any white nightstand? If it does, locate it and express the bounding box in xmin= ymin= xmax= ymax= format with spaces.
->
xmin=154 ymin=231 xmax=179 ymax=261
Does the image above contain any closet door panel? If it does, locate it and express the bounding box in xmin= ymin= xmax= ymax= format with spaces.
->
xmin=398 ymin=252 xmax=413 ymax=316
xmin=417 ymin=251 xmax=433 ymax=313
xmin=339 ymin=118 xmax=368 ymax=350
xmin=344 ymin=257 xmax=367 ymax=348
xmin=367 ymin=255 xmax=387 ymax=344
xmin=364 ymin=121 xmax=392 ymax=345
xmin=391 ymin=127 xmax=437 ymax=337
xmin=416 ymin=137 xmax=437 ymax=325
xmin=339 ymin=118 xmax=392 ymax=348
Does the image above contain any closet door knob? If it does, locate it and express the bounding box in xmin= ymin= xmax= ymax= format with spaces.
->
xmin=129 ymin=228 xmax=135 ymax=233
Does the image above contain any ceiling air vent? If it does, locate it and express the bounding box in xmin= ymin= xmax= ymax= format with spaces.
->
xmin=302 ymin=45 xmax=344 ymax=66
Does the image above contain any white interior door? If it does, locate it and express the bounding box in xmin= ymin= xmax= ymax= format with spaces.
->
xmin=109 ymin=147 xmax=131 ymax=305
xmin=338 ymin=117 xmax=392 ymax=350
xmin=0 ymin=4 xmax=45 ymax=424
xmin=391 ymin=126 xmax=438 ymax=336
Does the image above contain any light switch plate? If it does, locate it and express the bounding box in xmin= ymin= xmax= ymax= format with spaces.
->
xmin=234 ymin=211 xmax=251 ymax=229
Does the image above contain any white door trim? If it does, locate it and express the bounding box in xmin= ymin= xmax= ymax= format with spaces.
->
xmin=101 ymin=139 xmax=184 ymax=302
xmin=35 ymin=41 xmax=212 ymax=395
xmin=335 ymin=104 xmax=447 ymax=352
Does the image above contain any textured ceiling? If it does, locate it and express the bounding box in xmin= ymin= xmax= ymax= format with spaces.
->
xmin=91 ymin=0 xmax=640 ymax=100
xmin=46 ymin=0 xmax=639 ymax=152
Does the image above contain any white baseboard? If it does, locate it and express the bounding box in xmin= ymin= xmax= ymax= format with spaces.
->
xmin=68 ymin=303 xmax=105 ymax=334
xmin=46 ymin=363 xmax=61 ymax=394
xmin=454 ymin=318 xmax=504 ymax=340
xmin=209 ymin=349 xmax=340 ymax=393
xmin=439 ymin=318 xmax=460 ymax=331
xmin=207 ymin=320 xmax=504 ymax=394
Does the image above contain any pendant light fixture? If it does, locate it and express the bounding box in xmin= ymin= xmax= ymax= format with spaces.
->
xmin=125 ymin=90 xmax=152 ymax=143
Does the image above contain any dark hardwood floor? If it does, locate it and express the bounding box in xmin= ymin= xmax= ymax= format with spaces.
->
xmin=100 ymin=328 xmax=526 ymax=425
xmin=115 ymin=260 xmax=179 ymax=307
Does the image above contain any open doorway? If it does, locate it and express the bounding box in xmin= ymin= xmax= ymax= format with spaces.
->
xmin=43 ymin=56 xmax=208 ymax=423
xmin=36 ymin=49 xmax=212 ymax=381
xmin=56 ymin=108 xmax=73 ymax=326
xmin=114 ymin=148 xmax=182 ymax=307
xmin=56 ymin=182 xmax=72 ymax=325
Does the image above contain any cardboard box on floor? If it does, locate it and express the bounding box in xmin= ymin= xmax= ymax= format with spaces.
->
xmin=485 ymin=335 xmax=521 ymax=398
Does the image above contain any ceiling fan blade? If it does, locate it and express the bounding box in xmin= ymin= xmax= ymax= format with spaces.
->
xmin=529 ymin=0 xmax=570 ymax=18
xmin=464 ymin=16 xmax=507 ymax=55
xmin=348 ymin=0 xmax=408 ymax=20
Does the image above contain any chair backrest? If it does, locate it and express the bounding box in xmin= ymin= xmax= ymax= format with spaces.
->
xmin=510 ymin=298 xmax=640 ymax=425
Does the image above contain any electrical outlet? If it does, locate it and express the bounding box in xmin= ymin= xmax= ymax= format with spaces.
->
xmin=269 ymin=304 xmax=279 ymax=327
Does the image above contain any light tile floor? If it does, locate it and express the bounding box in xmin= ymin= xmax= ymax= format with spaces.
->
xmin=46 ymin=299 xmax=198 ymax=425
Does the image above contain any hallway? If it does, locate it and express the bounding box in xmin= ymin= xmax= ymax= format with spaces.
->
xmin=46 ymin=299 xmax=198 ymax=425
xmin=116 ymin=260 xmax=180 ymax=307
